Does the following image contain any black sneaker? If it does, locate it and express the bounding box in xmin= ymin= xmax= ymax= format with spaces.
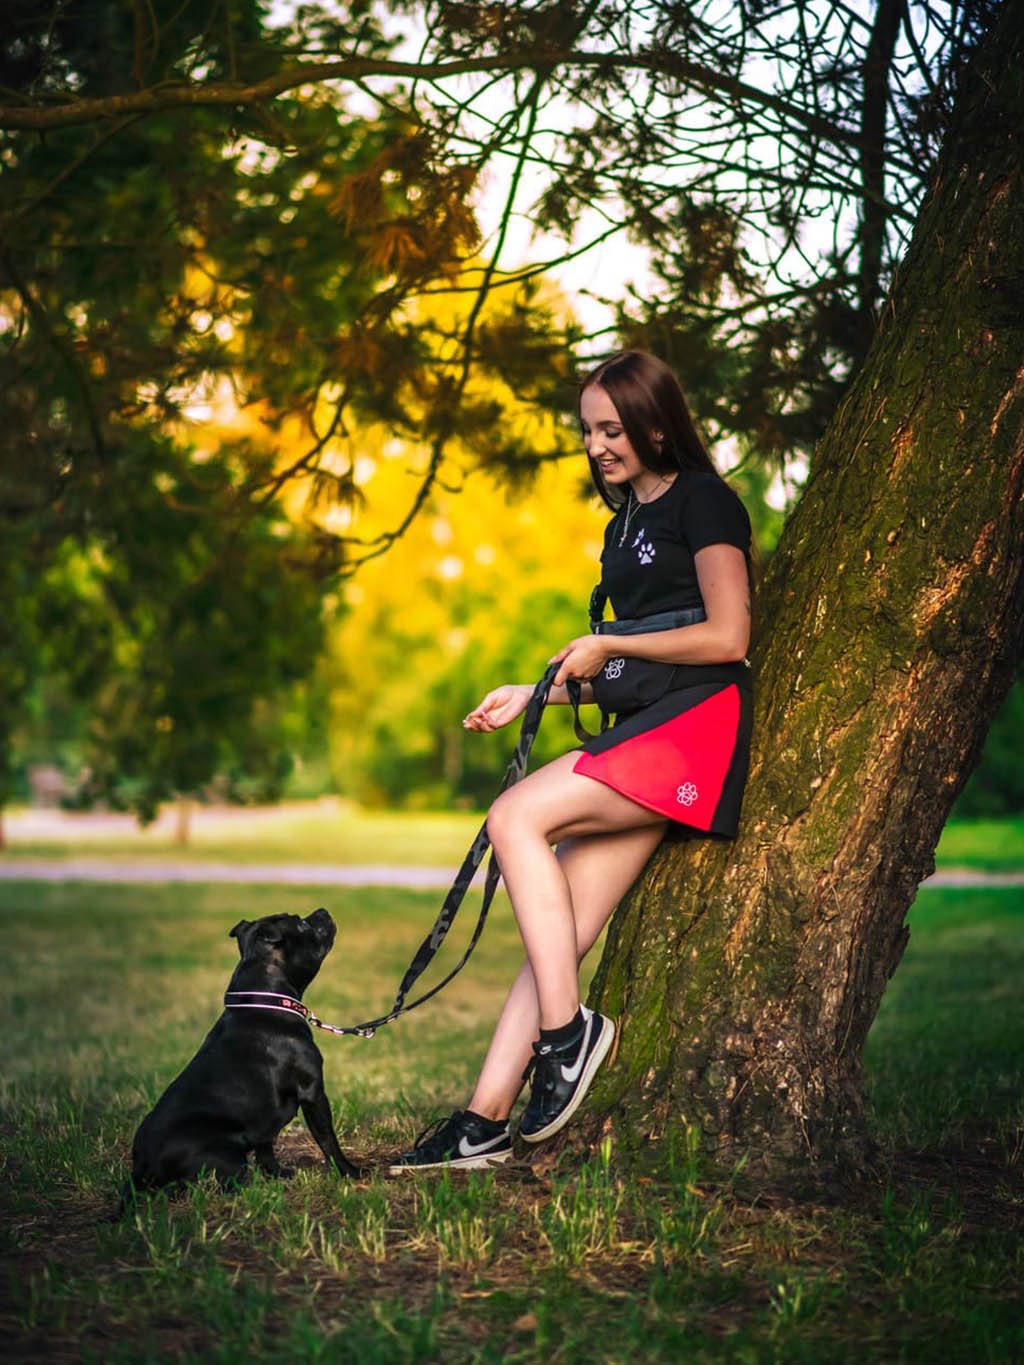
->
xmin=518 ymin=1005 xmax=617 ymax=1144
xmin=388 ymin=1110 xmax=512 ymax=1173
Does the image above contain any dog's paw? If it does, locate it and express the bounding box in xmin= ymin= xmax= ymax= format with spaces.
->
xmin=332 ymin=1159 xmax=367 ymax=1179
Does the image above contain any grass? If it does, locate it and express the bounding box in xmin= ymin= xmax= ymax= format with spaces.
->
xmin=1 ymin=800 xmax=483 ymax=867
xmin=3 ymin=803 xmax=1023 ymax=870
xmin=2 ymin=880 xmax=1023 ymax=1362
xmin=933 ymin=816 xmax=1024 ymax=872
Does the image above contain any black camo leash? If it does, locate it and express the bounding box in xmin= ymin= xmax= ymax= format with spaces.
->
xmin=226 ymin=662 xmax=584 ymax=1039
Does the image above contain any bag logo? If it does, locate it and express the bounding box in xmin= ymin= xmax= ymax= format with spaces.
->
xmin=603 ymin=657 xmax=626 ymax=679
xmin=676 ymin=782 xmax=698 ymax=806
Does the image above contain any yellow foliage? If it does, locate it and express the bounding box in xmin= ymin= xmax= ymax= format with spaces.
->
xmin=174 ymin=255 xmax=603 ymax=805
xmin=326 ymin=440 xmax=606 ymax=806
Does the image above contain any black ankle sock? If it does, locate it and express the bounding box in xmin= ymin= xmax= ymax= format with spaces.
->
xmin=538 ymin=1007 xmax=585 ymax=1052
xmin=464 ymin=1108 xmax=507 ymax=1133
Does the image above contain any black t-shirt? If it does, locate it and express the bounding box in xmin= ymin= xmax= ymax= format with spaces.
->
xmin=599 ymin=469 xmax=751 ymax=619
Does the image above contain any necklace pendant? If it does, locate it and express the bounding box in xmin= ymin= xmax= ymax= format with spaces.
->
xmin=617 ymin=493 xmax=635 ymax=548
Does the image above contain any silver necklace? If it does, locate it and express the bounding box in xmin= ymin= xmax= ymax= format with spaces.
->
xmin=617 ymin=476 xmax=672 ymax=547
xmin=617 ymin=490 xmax=638 ymax=547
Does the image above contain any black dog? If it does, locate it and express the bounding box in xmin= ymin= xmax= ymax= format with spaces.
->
xmin=125 ymin=907 xmax=360 ymax=1200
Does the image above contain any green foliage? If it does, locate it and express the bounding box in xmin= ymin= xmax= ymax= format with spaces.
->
xmin=1 ymin=0 xmax=1009 ymax=823
xmin=0 ymin=1 xmax=418 ymax=814
xmin=953 ymin=678 xmax=1024 ymax=817
xmin=0 ymin=3 xmax=596 ymax=814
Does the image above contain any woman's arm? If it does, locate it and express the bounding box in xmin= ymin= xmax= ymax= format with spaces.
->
xmin=545 ymin=679 xmax=596 ymax=706
xmin=551 ymin=544 xmax=750 ymax=686
xmin=463 ymin=679 xmax=595 ymax=733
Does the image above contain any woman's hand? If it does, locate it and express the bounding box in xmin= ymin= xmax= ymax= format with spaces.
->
xmin=549 ymin=635 xmax=610 ymax=689
xmin=463 ymin=684 xmax=533 ymax=733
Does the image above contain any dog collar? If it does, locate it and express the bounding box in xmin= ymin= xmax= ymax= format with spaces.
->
xmin=223 ymin=991 xmax=376 ymax=1038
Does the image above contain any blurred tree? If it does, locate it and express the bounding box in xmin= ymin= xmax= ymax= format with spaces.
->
xmin=1 ymin=2 xmax=997 ymax=509
xmin=1 ymin=442 xmax=333 ymax=828
xmin=326 ymin=442 xmax=604 ymax=808
xmin=2 ymin=1 xmax=993 ymax=830
xmin=0 ymin=0 xmax=461 ymax=822
xmin=953 ymin=677 xmax=1024 ymax=817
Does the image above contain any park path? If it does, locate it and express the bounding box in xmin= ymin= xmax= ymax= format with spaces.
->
xmin=0 ymin=859 xmax=456 ymax=888
xmin=0 ymin=858 xmax=1022 ymax=889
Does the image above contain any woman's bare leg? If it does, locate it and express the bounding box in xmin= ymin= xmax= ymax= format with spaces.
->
xmin=468 ymin=816 xmax=666 ymax=1122
xmin=484 ymin=752 xmax=666 ymax=1032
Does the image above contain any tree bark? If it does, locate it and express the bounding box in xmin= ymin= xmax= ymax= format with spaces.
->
xmin=579 ymin=1 xmax=1024 ymax=1180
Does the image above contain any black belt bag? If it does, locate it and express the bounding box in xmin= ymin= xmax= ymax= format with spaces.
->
xmin=588 ymin=586 xmax=706 ymax=716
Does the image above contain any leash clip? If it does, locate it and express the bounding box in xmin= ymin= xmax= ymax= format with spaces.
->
xmin=354 ymin=1026 xmax=376 ymax=1039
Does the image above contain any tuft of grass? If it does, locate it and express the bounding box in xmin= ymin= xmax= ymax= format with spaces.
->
xmin=412 ymin=1168 xmax=509 ymax=1268
xmin=538 ymin=1138 xmax=625 ymax=1266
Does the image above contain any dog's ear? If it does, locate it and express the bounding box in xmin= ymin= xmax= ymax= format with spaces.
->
xmin=229 ymin=920 xmax=252 ymax=956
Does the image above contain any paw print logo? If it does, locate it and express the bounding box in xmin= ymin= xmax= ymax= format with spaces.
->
xmin=603 ymin=657 xmax=626 ymax=679
xmin=676 ymin=782 xmax=699 ymax=806
xmin=631 ymin=530 xmax=655 ymax=564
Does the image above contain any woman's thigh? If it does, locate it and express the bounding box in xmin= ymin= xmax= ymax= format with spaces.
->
xmin=557 ymin=825 xmax=666 ymax=953
xmin=488 ymin=751 xmax=667 ymax=844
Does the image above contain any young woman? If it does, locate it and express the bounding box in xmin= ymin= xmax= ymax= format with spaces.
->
xmin=390 ymin=350 xmax=753 ymax=1171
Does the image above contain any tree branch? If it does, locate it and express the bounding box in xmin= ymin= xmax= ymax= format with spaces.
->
xmin=857 ymin=0 xmax=907 ymax=334
xmin=0 ymin=46 xmax=863 ymax=152
xmin=346 ymin=75 xmax=548 ymax=569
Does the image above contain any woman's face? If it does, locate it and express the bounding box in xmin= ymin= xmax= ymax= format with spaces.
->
xmin=580 ymin=384 xmax=649 ymax=488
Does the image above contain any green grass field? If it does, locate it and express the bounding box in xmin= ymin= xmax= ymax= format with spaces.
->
xmin=1 ymin=801 xmax=482 ymax=867
xmin=2 ymin=878 xmax=1022 ymax=1362
xmin=3 ymin=803 xmax=1024 ymax=870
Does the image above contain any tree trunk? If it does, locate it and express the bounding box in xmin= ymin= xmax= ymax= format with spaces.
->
xmin=175 ymin=797 xmax=192 ymax=847
xmin=580 ymin=2 xmax=1024 ymax=1180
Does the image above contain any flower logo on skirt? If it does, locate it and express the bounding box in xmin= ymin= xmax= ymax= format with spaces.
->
xmin=676 ymin=782 xmax=699 ymax=806
xmin=603 ymin=657 xmax=626 ymax=679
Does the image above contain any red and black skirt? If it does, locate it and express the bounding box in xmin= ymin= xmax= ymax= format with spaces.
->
xmin=573 ymin=672 xmax=753 ymax=837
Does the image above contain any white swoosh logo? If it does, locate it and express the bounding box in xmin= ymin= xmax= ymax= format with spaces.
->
xmin=458 ymin=1132 xmax=507 ymax=1158
xmin=560 ymin=1013 xmax=594 ymax=1083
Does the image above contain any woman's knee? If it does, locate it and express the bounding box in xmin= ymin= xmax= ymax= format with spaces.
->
xmin=485 ymin=789 xmax=515 ymax=849
xmin=486 ymin=787 xmax=539 ymax=849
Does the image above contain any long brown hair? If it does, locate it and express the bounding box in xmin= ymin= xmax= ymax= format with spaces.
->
xmin=578 ymin=350 xmax=717 ymax=510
